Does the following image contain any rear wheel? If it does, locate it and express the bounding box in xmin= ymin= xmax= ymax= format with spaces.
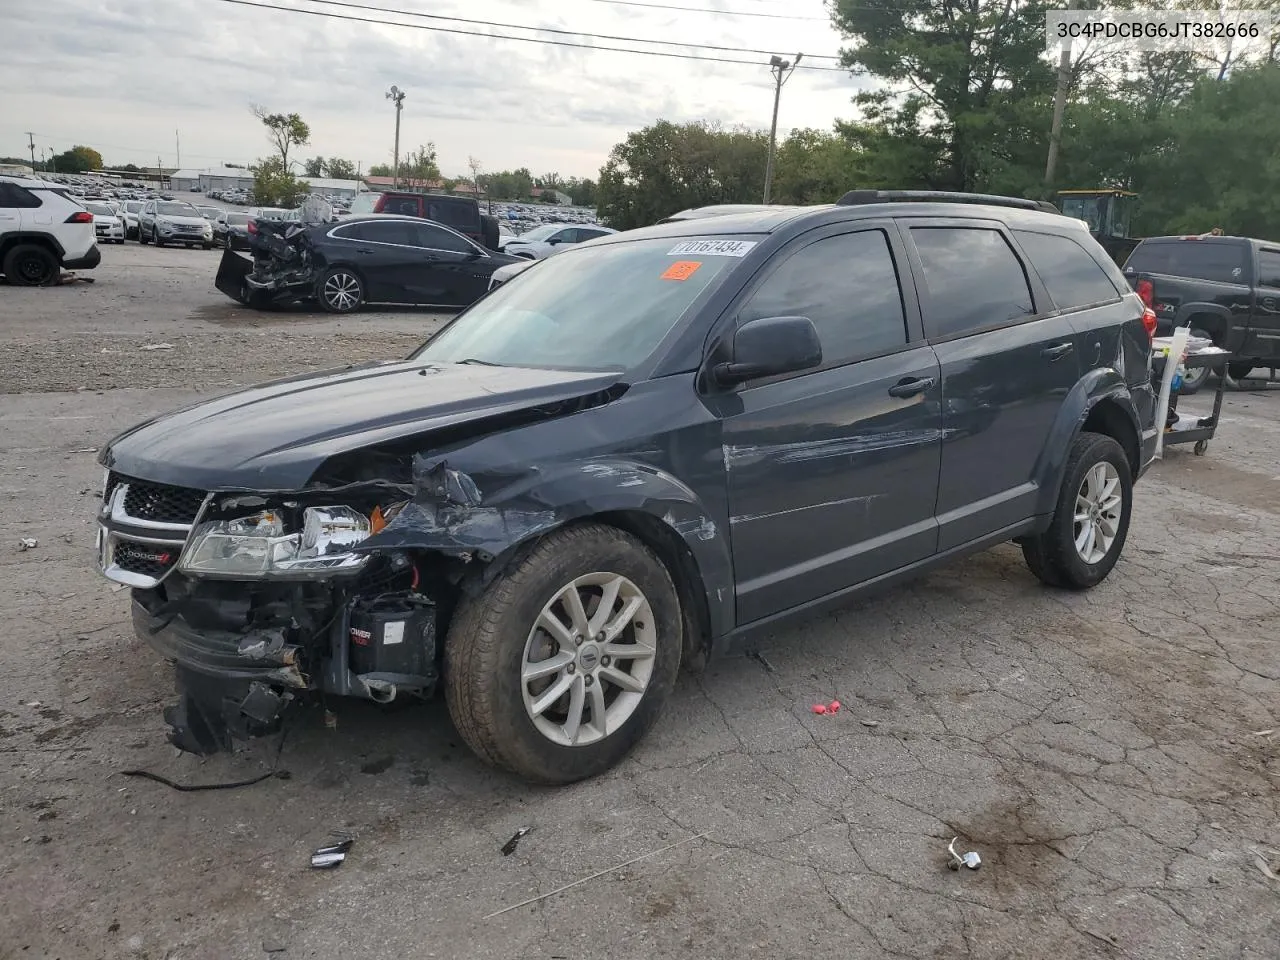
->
xmin=445 ymin=524 xmax=681 ymax=784
xmin=1227 ymin=361 xmax=1255 ymax=381
xmin=154 ymin=228 xmax=165 ymax=247
xmin=316 ymin=267 xmax=365 ymax=313
xmin=3 ymin=244 xmax=58 ymax=286
xmin=139 ymin=226 xmax=150 ymax=245
xmin=1022 ymin=432 xmax=1132 ymax=590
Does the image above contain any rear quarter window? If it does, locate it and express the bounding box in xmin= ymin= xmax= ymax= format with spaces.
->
xmin=426 ymin=200 xmax=480 ymax=233
xmin=1125 ymin=240 xmax=1247 ymax=284
xmin=1013 ymin=229 xmax=1122 ymax=311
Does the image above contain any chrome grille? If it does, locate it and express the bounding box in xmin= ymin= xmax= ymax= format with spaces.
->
xmin=98 ymin=475 xmax=208 ymax=588
xmin=120 ymin=477 xmax=205 ymax=525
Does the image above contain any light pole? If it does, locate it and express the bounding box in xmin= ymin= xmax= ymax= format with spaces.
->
xmin=386 ymin=85 xmax=406 ymax=187
xmin=763 ymin=53 xmax=801 ymax=204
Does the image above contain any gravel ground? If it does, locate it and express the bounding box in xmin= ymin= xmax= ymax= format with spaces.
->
xmin=1 ymin=245 xmax=1278 ymax=960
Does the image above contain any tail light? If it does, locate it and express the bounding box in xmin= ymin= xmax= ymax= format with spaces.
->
xmin=1141 ymin=306 xmax=1158 ymax=340
xmin=1136 ymin=279 xmax=1153 ymax=307
xmin=247 ymin=219 xmax=258 ymax=234
xmin=1135 ymin=279 xmax=1157 ymax=340
xmin=65 ymin=211 xmax=94 ymax=224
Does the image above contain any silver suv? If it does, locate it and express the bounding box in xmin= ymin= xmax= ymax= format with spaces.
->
xmin=138 ymin=199 xmax=213 ymax=249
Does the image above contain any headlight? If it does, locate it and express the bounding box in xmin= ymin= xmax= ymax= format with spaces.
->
xmin=180 ymin=506 xmax=371 ymax=578
xmin=159 ymin=220 xmax=175 ymax=233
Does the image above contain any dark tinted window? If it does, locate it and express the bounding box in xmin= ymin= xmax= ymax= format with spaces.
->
xmin=351 ymin=220 xmax=419 ymax=246
xmin=1124 ymin=239 xmax=1246 ymax=284
xmin=414 ymin=223 xmax=474 ymax=253
xmin=911 ymin=227 xmax=1034 ymax=338
xmin=426 ymin=199 xmax=480 ymax=232
xmin=0 ymin=183 xmax=42 ymax=208
xmin=1014 ymin=230 xmax=1121 ymax=310
xmin=739 ymin=229 xmax=907 ymax=367
xmin=1257 ymin=250 xmax=1280 ymax=288
xmin=554 ymin=228 xmax=581 ymax=244
xmin=579 ymin=228 xmax=609 ymax=241
xmin=383 ymin=196 xmax=420 ymax=217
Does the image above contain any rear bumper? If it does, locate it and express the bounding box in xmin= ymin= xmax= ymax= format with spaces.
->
xmin=62 ymin=246 xmax=101 ymax=270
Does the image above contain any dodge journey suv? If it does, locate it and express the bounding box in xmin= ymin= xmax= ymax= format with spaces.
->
xmin=96 ymin=191 xmax=1159 ymax=783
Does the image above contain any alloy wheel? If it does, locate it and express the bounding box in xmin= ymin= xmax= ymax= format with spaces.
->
xmin=520 ymin=572 xmax=657 ymax=747
xmin=1074 ymin=461 xmax=1123 ymax=564
xmin=323 ymin=272 xmax=361 ymax=310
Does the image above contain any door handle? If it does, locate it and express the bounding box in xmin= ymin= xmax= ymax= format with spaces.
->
xmin=888 ymin=376 xmax=935 ymax=399
xmin=1042 ymin=342 xmax=1074 ymax=361
xmin=357 ymin=248 xmax=374 ymax=255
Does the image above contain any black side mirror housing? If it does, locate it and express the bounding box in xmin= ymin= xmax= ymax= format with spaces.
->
xmin=712 ymin=316 xmax=822 ymax=387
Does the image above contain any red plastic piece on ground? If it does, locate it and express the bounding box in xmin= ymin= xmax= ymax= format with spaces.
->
xmin=811 ymin=703 xmax=828 ymax=714
xmin=829 ymin=700 xmax=841 ymax=713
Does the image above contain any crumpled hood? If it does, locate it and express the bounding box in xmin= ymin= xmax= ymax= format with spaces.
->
xmin=101 ymin=360 xmax=624 ymax=491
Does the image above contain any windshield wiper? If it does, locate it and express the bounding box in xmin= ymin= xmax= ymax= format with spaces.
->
xmin=456 ymin=358 xmax=505 ymax=366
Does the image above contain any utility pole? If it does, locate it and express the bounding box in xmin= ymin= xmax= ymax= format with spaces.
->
xmin=176 ymin=129 xmax=181 ymax=169
xmin=386 ymin=85 xmax=406 ymax=187
xmin=762 ymin=54 xmax=801 ymax=204
xmin=1044 ymin=0 xmax=1079 ymax=189
xmin=26 ymin=132 xmax=36 ymax=169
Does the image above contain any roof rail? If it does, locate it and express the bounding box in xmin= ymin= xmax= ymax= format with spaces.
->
xmin=836 ymin=190 xmax=1060 ymax=215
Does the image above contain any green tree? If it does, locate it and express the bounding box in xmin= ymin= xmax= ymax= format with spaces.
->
xmin=303 ymin=156 xmax=326 ymax=177
xmin=51 ymin=145 xmax=104 ymax=173
xmin=771 ymin=128 xmax=864 ymax=203
xmin=829 ymin=0 xmax=1054 ymax=193
xmin=399 ymin=143 xmax=440 ymax=189
xmin=368 ymin=163 xmax=393 ymax=178
xmin=325 ymin=158 xmax=358 ymax=180
xmin=252 ymin=157 xmax=308 ymax=207
xmin=251 ymin=105 xmax=310 ymax=168
xmin=597 ymin=120 xmax=769 ymax=229
xmin=563 ymin=177 xmax=598 ymax=206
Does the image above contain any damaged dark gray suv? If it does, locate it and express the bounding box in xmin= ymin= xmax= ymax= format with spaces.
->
xmin=96 ymin=191 xmax=1159 ymax=784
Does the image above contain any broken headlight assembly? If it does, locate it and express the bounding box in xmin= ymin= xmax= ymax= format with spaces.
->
xmin=180 ymin=506 xmax=373 ymax=578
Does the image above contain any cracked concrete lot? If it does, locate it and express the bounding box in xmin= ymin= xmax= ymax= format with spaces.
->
xmin=2 ymin=244 xmax=1278 ymax=960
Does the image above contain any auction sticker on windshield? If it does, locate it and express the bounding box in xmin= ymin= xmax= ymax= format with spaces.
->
xmin=667 ymin=239 xmax=757 ymax=257
xmin=661 ymin=261 xmax=702 ymax=281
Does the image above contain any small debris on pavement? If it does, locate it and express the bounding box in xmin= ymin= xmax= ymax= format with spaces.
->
xmin=262 ymin=939 xmax=287 ymax=954
xmin=501 ymin=827 xmax=531 ymax=856
xmin=828 ymin=700 xmax=841 ymax=714
xmin=63 ymin=533 xmax=74 ymax=543
xmin=1252 ymin=728 xmax=1276 ymax=737
xmin=18 ymin=538 xmax=38 ymax=551
xmin=1253 ymin=848 xmax=1280 ymax=882
xmin=947 ymin=837 xmax=982 ymax=871
xmin=310 ymin=837 xmax=353 ymax=869
xmin=859 ymin=719 xmax=880 ymax=728
xmin=139 ymin=343 xmax=174 ymax=351
xmin=811 ymin=703 xmax=828 ymax=715
xmin=749 ymin=650 xmax=775 ymax=673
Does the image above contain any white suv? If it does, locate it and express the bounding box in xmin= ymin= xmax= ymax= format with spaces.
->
xmin=0 ymin=175 xmax=100 ymax=284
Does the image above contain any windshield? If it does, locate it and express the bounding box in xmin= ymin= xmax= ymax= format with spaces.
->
xmin=85 ymin=202 xmax=114 ymax=216
xmin=517 ymin=224 xmax=560 ymax=241
xmin=349 ymin=193 xmax=379 ymax=214
xmin=414 ymin=236 xmax=746 ymax=371
xmin=158 ymin=202 xmax=196 ymax=216
xmin=124 ymin=201 xmax=143 ymax=213
xmin=198 ymin=206 xmax=219 ymax=217
xmin=226 ymin=213 xmax=250 ymax=225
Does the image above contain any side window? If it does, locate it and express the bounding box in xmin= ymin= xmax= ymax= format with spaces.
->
xmin=739 ymin=229 xmax=908 ymax=368
xmin=415 ymin=223 xmax=474 ymax=254
xmin=1257 ymin=250 xmax=1280 ymax=288
xmin=386 ymin=197 xmax=419 ymax=216
xmin=911 ymin=227 xmax=1035 ymax=339
xmin=361 ymin=221 xmax=418 ymax=246
xmin=1013 ymin=230 xmax=1121 ymax=311
xmin=0 ymin=183 xmax=42 ymax=208
xmin=555 ymin=228 xmax=581 ymax=244
xmin=578 ymin=229 xmax=607 ymax=241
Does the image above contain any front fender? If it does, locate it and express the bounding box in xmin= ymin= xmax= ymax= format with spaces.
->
xmin=1032 ymin=369 xmax=1141 ymax=518
xmin=354 ymin=454 xmax=736 ymax=637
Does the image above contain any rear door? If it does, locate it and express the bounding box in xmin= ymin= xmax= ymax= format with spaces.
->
xmin=1247 ymin=247 xmax=1280 ymax=361
xmin=903 ymin=219 xmax=1079 ymax=550
xmin=715 ymin=222 xmax=942 ymax=623
xmin=0 ymin=182 xmax=38 ymax=237
xmin=330 ymin=221 xmax=418 ymax=300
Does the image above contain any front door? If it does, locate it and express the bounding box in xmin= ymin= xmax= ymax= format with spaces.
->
xmin=712 ymin=224 xmax=943 ymax=625
xmin=405 ymin=222 xmax=492 ymax=305
xmin=903 ymin=220 xmax=1081 ymax=550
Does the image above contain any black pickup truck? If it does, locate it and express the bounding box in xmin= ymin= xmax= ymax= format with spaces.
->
xmin=1122 ymin=235 xmax=1280 ymax=386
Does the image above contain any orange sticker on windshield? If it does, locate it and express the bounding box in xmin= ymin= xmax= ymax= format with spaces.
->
xmin=661 ymin=260 xmax=702 ymax=281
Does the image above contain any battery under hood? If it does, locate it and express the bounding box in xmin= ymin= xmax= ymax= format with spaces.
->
xmin=100 ymin=360 xmax=626 ymax=491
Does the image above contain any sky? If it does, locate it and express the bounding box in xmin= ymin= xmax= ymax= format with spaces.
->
xmin=1 ymin=0 xmax=872 ymax=180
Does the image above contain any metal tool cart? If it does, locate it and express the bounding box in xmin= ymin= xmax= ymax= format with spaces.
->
xmin=1152 ymin=335 xmax=1231 ymax=457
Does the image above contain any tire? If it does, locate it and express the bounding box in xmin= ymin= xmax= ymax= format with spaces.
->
xmin=1227 ymin=361 xmax=1255 ymax=380
xmin=139 ymin=227 xmax=150 ymax=245
xmin=185 ymin=243 xmax=194 ymax=249
xmin=154 ymin=228 xmax=164 ymax=248
xmin=1022 ymin=432 xmax=1133 ymax=590
xmin=445 ymin=523 xmax=682 ymax=784
xmin=316 ymin=266 xmax=365 ymax=313
xmin=2 ymin=243 xmax=58 ymax=286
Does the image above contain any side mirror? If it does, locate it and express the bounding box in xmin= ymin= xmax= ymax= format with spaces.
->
xmin=712 ymin=316 xmax=822 ymax=386
xmin=547 ymin=237 xmax=562 ymax=245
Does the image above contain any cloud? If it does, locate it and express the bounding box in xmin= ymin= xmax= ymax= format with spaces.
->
xmin=1 ymin=0 xmax=872 ymax=177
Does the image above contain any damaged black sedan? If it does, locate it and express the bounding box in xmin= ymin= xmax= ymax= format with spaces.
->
xmin=215 ymin=213 xmax=521 ymax=313
xmin=98 ymin=195 xmax=1155 ymax=784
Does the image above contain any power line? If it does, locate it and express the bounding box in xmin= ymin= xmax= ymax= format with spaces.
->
xmin=284 ymin=0 xmax=843 ymax=60
xmin=584 ymin=0 xmax=828 ymax=20
xmin=206 ymin=0 xmax=852 ymax=70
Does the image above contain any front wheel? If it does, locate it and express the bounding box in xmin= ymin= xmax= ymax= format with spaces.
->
xmin=1022 ymin=432 xmax=1132 ymax=590
xmin=316 ymin=266 xmax=365 ymax=313
xmin=445 ymin=524 xmax=682 ymax=784
xmin=3 ymin=244 xmax=58 ymax=286
xmin=139 ymin=227 xmax=150 ymax=245
xmin=154 ymin=228 xmax=165 ymax=247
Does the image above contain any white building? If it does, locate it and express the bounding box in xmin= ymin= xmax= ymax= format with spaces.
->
xmin=170 ymin=167 xmax=256 ymax=193
xmin=299 ymin=176 xmax=362 ymax=199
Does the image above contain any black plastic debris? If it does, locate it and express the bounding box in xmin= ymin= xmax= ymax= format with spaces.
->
xmin=311 ymin=837 xmax=354 ymax=869
xmin=501 ymin=827 xmax=531 ymax=856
